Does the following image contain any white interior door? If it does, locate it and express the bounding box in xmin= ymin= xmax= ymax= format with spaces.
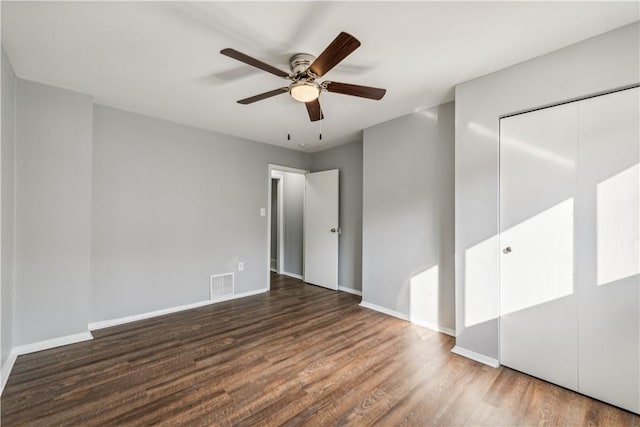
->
xmin=576 ymin=87 xmax=639 ymax=414
xmin=499 ymin=103 xmax=579 ymax=391
xmin=304 ymin=169 xmax=339 ymax=290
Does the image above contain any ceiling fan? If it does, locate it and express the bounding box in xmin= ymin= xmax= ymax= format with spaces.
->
xmin=220 ymin=32 xmax=386 ymax=122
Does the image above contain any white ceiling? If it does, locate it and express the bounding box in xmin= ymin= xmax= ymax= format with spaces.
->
xmin=2 ymin=2 xmax=638 ymax=152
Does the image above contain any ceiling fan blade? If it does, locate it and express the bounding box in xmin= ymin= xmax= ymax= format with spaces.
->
xmin=220 ymin=48 xmax=290 ymax=79
xmin=308 ymin=32 xmax=361 ymax=78
xmin=237 ymin=88 xmax=289 ymax=105
xmin=305 ymin=99 xmax=324 ymax=122
xmin=324 ymin=81 xmax=386 ymax=100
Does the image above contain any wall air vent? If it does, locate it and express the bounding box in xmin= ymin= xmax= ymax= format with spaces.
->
xmin=210 ymin=272 xmax=234 ymax=300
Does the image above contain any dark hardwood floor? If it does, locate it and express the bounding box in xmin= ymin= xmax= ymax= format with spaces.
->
xmin=2 ymin=273 xmax=638 ymax=426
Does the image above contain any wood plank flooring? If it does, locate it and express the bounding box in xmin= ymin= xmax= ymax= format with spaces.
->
xmin=2 ymin=273 xmax=638 ymax=426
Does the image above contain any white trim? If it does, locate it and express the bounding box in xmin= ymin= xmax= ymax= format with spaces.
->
xmin=360 ymin=301 xmax=455 ymax=336
xmin=269 ymin=174 xmax=285 ymax=275
xmin=13 ymin=332 xmax=94 ymax=357
xmin=281 ymin=271 xmax=303 ymax=280
xmin=1 ymin=331 xmax=95 ymax=395
xmin=338 ymin=286 xmax=362 ymax=296
xmin=410 ymin=318 xmax=456 ymax=337
xmin=88 ymin=288 xmax=268 ymax=331
xmin=276 ymin=176 xmax=284 ymax=274
xmin=209 ymin=288 xmax=267 ymax=304
xmin=269 ymin=164 xmax=308 ymax=175
xmin=267 ymin=164 xmax=309 ymax=293
xmin=451 ymin=345 xmax=500 ymax=368
xmin=1 ymin=349 xmax=18 ymax=395
xmin=359 ymin=301 xmax=410 ymax=321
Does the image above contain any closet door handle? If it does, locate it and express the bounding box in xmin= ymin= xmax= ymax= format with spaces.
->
xmin=503 ymin=246 xmax=512 ymax=254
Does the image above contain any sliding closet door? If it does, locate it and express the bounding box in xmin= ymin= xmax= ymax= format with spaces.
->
xmin=577 ymin=87 xmax=639 ymax=413
xmin=499 ymin=104 xmax=578 ymax=390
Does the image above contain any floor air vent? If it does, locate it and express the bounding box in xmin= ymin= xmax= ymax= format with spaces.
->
xmin=210 ymin=272 xmax=234 ymax=300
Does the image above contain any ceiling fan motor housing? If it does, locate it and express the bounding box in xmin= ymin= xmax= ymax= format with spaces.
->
xmin=290 ymin=53 xmax=316 ymax=77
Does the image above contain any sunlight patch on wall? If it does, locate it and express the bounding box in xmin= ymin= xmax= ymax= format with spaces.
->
xmin=597 ymin=163 xmax=640 ymax=286
xmin=409 ymin=265 xmax=439 ymax=325
xmin=500 ymin=198 xmax=574 ymax=316
xmin=502 ymin=133 xmax=575 ymax=169
xmin=468 ymin=121 xmax=575 ymax=168
xmin=464 ymin=235 xmax=499 ymax=327
xmin=417 ymin=109 xmax=438 ymax=121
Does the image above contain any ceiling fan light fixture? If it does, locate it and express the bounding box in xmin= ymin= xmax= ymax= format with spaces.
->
xmin=290 ymin=81 xmax=320 ymax=103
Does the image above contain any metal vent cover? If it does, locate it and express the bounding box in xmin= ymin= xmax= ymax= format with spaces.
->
xmin=210 ymin=272 xmax=234 ymax=300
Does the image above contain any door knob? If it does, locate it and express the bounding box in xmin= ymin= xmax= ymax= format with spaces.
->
xmin=330 ymin=228 xmax=342 ymax=234
xmin=503 ymin=246 xmax=512 ymax=254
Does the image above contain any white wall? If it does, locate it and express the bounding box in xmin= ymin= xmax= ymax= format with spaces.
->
xmin=14 ymin=79 xmax=93 ymax=345
xmin=90 ymin=105 xmax=310 ymax=322
xmin=310 ymin=140 xmax=363 ymax=292
xmin=362 ymin=102 xmax=455 ymax=332
xmin=1 ymin=48 xmax=16 ymax=367
xmin=282 ymin=172 xmax=305 ymax=276
xmin=454 ymin=22 xmax=639 ymax=361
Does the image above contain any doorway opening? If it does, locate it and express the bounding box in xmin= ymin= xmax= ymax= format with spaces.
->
xmin=267 ymin=165 xmax=307 ymax=290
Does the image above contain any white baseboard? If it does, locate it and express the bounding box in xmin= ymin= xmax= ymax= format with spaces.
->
xmin=359 ymin=301 xmax=410 ymax=321
xmin=360 ymin=301 xmax=455 ymax=337
xmin=281 ymin=271 xmax=303 ymax=280
xmin=410 ymin=318 xmax=456 ymax=337
xmin=13 ymin=332 xmax=94 ymax=356
xmin=338 ymin=286 xmax=362 ymax=296
xmin=89 ymin=288 xmax=269 ymax=331
xmin=1 ymin=331 xmax=94 ymax=395
xmin=1 ymin=349 xmax=18 ymax=395
xmin=210 ymin=289 xmax=268 ymax=303
xmin=451 ymin=345 xmax=500 ymax=368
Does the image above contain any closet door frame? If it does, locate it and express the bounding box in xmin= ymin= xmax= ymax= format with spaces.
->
xmin=498 ymin=85 xmax=640 ymax=414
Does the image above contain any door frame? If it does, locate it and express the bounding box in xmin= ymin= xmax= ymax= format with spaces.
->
xmin=267 ymin=164 xmax=308 ymax=288
xmin=496 ymin=83 xmax=640 ymax=364
xmin=270 ymin=172 xmax=284 ymax=273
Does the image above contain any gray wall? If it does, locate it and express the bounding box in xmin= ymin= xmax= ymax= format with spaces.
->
xmin=14 ymin=79 xmax=93 ymax=345
xmin=455 ymin=22 xmax=640 ymax=360
xmin=1 ymin=59 xmax=364 ymax=352
xmin=282 ymin=172 xmax=304 ymax=276
xmin=362 ymin=103 xmax=455 ymax=332
xmin=310 ymin=140 xmax=363 ymax=292
xmin=91 ymin=105 xmax=310 ymax=322
xmin=1 ymin=48 xmax=16 ymax=366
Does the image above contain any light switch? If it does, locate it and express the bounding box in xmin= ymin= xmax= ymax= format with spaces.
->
xmin=260 ymin=208 xmax=266 ymax=216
